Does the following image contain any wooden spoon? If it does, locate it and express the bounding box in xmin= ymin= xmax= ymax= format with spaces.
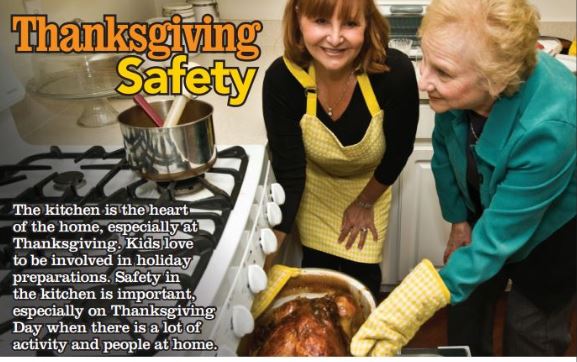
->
xmin=133 ymin=94 xmax=164 ymax=127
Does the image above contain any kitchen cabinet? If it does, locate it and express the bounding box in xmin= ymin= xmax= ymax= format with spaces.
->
xmin=396 ymin=141 xmax=450 ymax=278
xmin=380 ymin=103 xmax=451 ymax=287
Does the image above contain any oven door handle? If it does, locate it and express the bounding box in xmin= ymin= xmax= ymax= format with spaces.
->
xmin=390 ymin=5 xmax=425 ymax=14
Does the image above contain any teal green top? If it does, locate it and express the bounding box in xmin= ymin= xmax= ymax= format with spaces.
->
xmin=433 ymin=52 xmax=577 ymax=304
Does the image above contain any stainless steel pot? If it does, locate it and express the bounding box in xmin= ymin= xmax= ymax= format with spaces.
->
xmin=117 ymin=99 xmax=216 ymax=181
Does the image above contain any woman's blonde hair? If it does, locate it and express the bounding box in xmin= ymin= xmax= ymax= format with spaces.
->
xmin=419 ymin=0 xmax=540 ymax=96
xmin=283 ymin=0 xmax=390 ymax=73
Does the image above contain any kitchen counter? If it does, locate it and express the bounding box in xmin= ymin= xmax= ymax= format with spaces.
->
xmin=9 ymin=19 xmax=432 ymax=148
xmin=11 ymin=46 xmax=283 ymax=147
xmin=12 ymin=57 xmax=427 ymax=148
xmin=10 ymin=20 xmax=286 ymax=147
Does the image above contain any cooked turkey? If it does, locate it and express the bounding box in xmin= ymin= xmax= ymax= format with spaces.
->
xmin=249 ymin=294 xmax=359 ymax=356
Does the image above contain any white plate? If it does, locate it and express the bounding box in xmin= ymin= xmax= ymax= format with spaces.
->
xmin=555 ymin=54 xmax=577 ymax=73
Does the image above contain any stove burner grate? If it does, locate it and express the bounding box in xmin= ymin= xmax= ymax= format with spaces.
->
xmin=157 ymin=175 xmax=206 ymax=196
xmin=0 ymin=145 xmax=249 ymax=356
xmin=53 ymin=171 xmax=86 ymax=191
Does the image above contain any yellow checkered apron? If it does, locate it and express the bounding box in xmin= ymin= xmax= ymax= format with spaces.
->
xmin=284 ymin=58 xmax=392 ymax=263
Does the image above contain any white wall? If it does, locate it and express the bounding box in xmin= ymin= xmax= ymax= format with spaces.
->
xmin=217 ymin=0 xmax=285 ymax=20
xmin=530 ymin=0 xmax=577 ymax=22
xmin=152 ymin=0 xmax=285 ymax=20
xmin=19 ymin=0 xmax=157 ymax=22
xmin=3 ymin=0 xmax=575 ymax=83
xmin=215 ymin=0 xmax=576 ymax=22
xmin=1 ymin=0 xmax=158 ymax=83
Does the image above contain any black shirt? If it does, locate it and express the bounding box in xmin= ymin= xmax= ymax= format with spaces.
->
xmin=263 ymin=48 xmax=419 ymax=233
xmin=466 ymin=110 xmax=488 ymax=222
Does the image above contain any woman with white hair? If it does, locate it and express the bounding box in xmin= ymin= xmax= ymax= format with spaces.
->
xmin=351 ymin=0 xmax=576 ymax=356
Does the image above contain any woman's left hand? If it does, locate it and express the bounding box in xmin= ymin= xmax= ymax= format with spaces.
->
xmin=338 ymin=201 xmax=378 ymax=250
xmin=444 ymin=222 xmax=472 ymax=263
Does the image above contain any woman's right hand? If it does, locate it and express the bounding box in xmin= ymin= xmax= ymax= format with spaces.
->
xmin=444 ymin=222 xmax=472 ymax=263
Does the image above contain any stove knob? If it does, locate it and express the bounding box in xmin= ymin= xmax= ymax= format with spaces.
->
xmin=266 ymin=202 xmax=282 ymax=227
xmin=231 ymin=305 xmax=254 ymax=338
xmin=259 ymin=228 xmax=278 ymax=255
xmin=247 ymin=264 xmax=268 ymax=294
xmin=270 ymin=183 xmax=286 ymax=205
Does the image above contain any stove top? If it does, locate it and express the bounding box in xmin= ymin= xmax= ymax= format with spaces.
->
xmin=0 ymin=143 xmax=267 ymax=355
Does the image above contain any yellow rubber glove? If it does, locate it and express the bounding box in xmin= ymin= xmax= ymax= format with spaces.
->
xmin=251 ymin=264 xmax=300 ymax=319
xmin=350 ymin=259 xmax=451 ymax=356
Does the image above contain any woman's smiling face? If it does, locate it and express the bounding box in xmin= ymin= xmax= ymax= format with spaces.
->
xmin=298 ymin=0 xmax=366 ymax=75
xmin=418 ymin=25 xmax=499 ymax=116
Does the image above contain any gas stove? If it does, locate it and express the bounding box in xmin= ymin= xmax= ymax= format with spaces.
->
xmin=0 ymin=128 xmax=284 ymax=356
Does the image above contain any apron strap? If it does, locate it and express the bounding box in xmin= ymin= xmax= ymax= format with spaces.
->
xmin=283 ymin=57 xmax=317 ymax=116
xmin=283 ymin=57 xmax=381 ymax=118
xmin=357 ymin=73 xmax=381 ymax=117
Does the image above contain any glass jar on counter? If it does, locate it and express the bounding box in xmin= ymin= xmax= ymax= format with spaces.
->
xmin=188 ymin=0 xmax=220 ymax=22
xmin=28 ymin=53 xmax=124 ymax=127
xmin=162 ymin=3 xmax=195 ymax=21
xmin=147 ymin=3 xmax=198 ymax=61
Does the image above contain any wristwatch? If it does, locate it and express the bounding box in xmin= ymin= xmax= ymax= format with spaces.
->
xmin=355 ymin=199 xmax=373 ymax=209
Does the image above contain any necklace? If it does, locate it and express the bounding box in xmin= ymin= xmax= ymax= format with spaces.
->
xmin=321 ymin=72 xmax=354 ymax=118
xmin=470 ymin=120 xmax=480 ymax=141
